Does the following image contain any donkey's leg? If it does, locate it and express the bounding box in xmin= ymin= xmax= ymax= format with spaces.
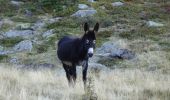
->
xmin=72 ymin=66 xmax=77 ymax=84
xmin=62 ymin=63 xmax=72 ymax=85
xmin=82 ymin=60 xmax=88 ymax=87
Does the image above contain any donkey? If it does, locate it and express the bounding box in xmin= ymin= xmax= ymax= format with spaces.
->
xmin=57 ymin=22 xmax=99 ymax=87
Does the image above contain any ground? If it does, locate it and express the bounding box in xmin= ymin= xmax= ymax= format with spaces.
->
xmin=0 ymin=0 xmax=170 ymax=100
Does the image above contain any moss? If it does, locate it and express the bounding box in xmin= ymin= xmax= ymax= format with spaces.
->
xmin=0 ymin=37 xmax=24 ymax=47
xmin=11 ymin=16 xmax=38 ymax=23
xmin=0 ymin=55 xmax=9 ymax=62
xmin=96 ymin=30 xmax=112 ymax=47
xmin=119 ymin=26 xmax=167 ymax=40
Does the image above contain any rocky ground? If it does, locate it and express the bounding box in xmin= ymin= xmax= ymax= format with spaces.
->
xmin=0 ymin=0 xmax=170 ymax=100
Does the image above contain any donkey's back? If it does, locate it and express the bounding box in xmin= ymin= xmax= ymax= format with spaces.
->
xmin=57 ymin=36 xmax=81 ymax=62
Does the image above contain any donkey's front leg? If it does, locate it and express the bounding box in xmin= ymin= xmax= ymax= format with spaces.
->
xmin=82 ymin=60 xmax=88 ymax=87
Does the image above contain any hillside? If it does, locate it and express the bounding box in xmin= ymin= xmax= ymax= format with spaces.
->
xmin=0 ymin=0 xmax=170 ymax=100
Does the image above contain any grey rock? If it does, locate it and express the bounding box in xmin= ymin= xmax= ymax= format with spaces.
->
xmin=13 ymin=40 xmax=33 ymax=52
xmin=31 ymin=20 xmax=46 ymax=30
xmin=16 ymin=23 xmax=32 ymax=30
xmin=0 ymin=50 xmax=14 ymax=55
xmin=71 ymin=10 xmax=97 ymax=17
xmin=9 ymin=57 xmax=19 ymax=64
xmin=0 ymin=45 xmax=3 ymax=51
xmin=147 ymin=21 xmax=164 ymax=27
xmin=88 ymin=0 xmax=96 ymax=3
xmin=112 ymin=2 xmax=124 ymax=7
xmin=10 ymin=1 xmax=24 ymax=6
xmin=42 ymin=29 xmax=55 ymax=38
xmin=25 ymin=10 xmax=32 ymax=17
xmin=96 ymin=41 xmax=135 ymax=59
xmin=110 ymin=49 xmax=135 ymax=59
xmin=78 ymin=4 xmax=89 ymax=9
xmin=48 ymin=17 xmax=62 ymax=24
xmin=5 ymin=30 xmax=33 ymax=38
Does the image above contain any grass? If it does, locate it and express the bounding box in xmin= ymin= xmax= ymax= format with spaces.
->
xmin=0 ymin=37 xmax=24 ymax=47
xmin=0 ymin=64 xmax=169 ymax=100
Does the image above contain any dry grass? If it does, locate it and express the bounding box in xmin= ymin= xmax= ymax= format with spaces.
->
xmin=0 ymin=64 xmax=169 ymax=100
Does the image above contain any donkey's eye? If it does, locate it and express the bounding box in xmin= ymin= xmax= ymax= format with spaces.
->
xmin=93 ymin=40 xmax=96 ymax=44
xmin=86 ymin=40 xmax=89 ymax=44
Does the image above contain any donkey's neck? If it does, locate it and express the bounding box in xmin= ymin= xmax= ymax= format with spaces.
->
xmin=77 ymin=38 xmax=88 ymax=60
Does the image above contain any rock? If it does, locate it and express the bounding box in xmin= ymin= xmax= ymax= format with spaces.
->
xmin=25 ymin=10 xmax=32 ymax=17
xmin=0 ymin=50 xmax=14 ymax=55
xmin=48 ymin=17 xmax=62 ymax=24
xmin=16 ymin=23 xmax=32 ymax=30
xmin=5 ymin=30 xmax=33 ymax=38
xmin=147 ymin=21 xmax=164 ymax=27
xmin=96 ymin=41 xmax=135 ymax=59
xmin=78 ymin=4 xmax=89 ymax=9
xmin=71 ymin=10 xmax=97 ymax=17
xmin=13 ymin=40 xmax=33 ymax=52
xmin=9 ymin=57 xmax=19 ymax=64
xmin=42 ymin=29 xmax=55 ymax=38
xmin=110 ymin=49 xmax=135 ymax=59
xmin=31 ymin=20 xmax=46 ymax=30
xmin=88 ymin=0 xmax=96 ymax=3
xmin=112 ymin=2 xmax=124 ymax=7
xmin=10 ymin=1 xmax=24 ymax=7
xmin=0 ymin=45 xmax=3 ymax=51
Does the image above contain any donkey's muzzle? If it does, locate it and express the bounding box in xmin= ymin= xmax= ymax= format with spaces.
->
xmin=88 ymin=53 xmax=93 ymax=57
xmin=88 ymin=48 xmax=94 ymax=57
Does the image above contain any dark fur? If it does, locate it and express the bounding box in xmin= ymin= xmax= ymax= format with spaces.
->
xmin=57 ymin=23 xmax=99 ymax=87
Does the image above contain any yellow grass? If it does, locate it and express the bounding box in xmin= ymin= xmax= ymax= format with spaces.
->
xmin=0 ymin=64 xmax=169 ymax=100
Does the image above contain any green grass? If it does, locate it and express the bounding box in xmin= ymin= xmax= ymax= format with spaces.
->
xmin=11 ymin=16 xmax=38 ymax=23
xmin=0 ymin=37 xmax=24 ymax=47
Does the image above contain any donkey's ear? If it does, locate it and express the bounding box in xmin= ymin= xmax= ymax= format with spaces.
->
xmin=94 ymin=23 xmax=99 ymax=32
xmin=84 ymin=22 xmax=89 ymax=32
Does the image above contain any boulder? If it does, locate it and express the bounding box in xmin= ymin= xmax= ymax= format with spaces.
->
xmin=96 ymin=41 xmax=135 ymax=59
xmin=13 ymin=40 xmax=33 ymax=52
xmin=147 ymin=21 xmax=164 ymax=27
xmin=71 ymin=10 xmax=97 ymax=17
xmin=112 ymin=2 xmax=124 ymax=7
xmin=78 ymin=4 xmax=89 ymax=9
xmin=10 ymin=1 xmax=24 ymax=7
xmin=42 ymin=29 xmax=55 ymax=38
xmin=5 ymin=30 xmax=33 ymax=38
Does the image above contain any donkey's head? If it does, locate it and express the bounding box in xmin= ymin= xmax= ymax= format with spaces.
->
xmin=82 ymin=22 xmax=99 ymax=58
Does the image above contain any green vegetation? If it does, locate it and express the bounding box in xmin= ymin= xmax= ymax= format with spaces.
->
xmin=0 ymin=55 xmax=9 ymax=62
xmin=0 ymin=37 xmax=24 ymax=47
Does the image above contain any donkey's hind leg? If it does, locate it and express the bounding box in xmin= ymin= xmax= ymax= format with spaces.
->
xmin=62 ymin=63 xmax=72 ymax=85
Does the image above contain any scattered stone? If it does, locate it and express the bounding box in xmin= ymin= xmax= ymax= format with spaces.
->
xmin=10 ymin=1 xmax=24 ymax=7
xmin=78 ymin=4 xmax=89 ymax=9
xmin=96 ymin=41 xmax=135 ymax=59
xmin=0 ymin=46 xmax=3 ymax=51
xmin=9 ymin=57 xmax=19 ymax=64
xmin=71 ymin=10 xmax=97 ymax=17
xmin=110 ymin=49 xmax=135 ymax=59
xmin=0 ymin=50 xmax=14 ymax=55
xmin=5 ymin=30 xmax=33 ymax=38
xmin=112 ymin=2 xmax=124 ymax=7
xmin=42 ymin=29 xmax=55 ymax=38
xmin=31 ymin=20 xmax=46 ymax=30
xmin=147 ymin=21 xmax=164 ymax=27
xmin=16 ymin=23 xmax=32 ymax=30
xmin=48 ymin=17 xmax=62 ymax=24
xmin=13 ymin=40 xmax=33 ymax=52
xmin=88 ymin=0 xmax=96 ymax=3
xmin=25 ymin=10 xmax=32 ymax=17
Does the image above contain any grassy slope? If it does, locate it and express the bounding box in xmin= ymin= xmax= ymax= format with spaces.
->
xmin=0 ymin=0 xmax=170 ymax=100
